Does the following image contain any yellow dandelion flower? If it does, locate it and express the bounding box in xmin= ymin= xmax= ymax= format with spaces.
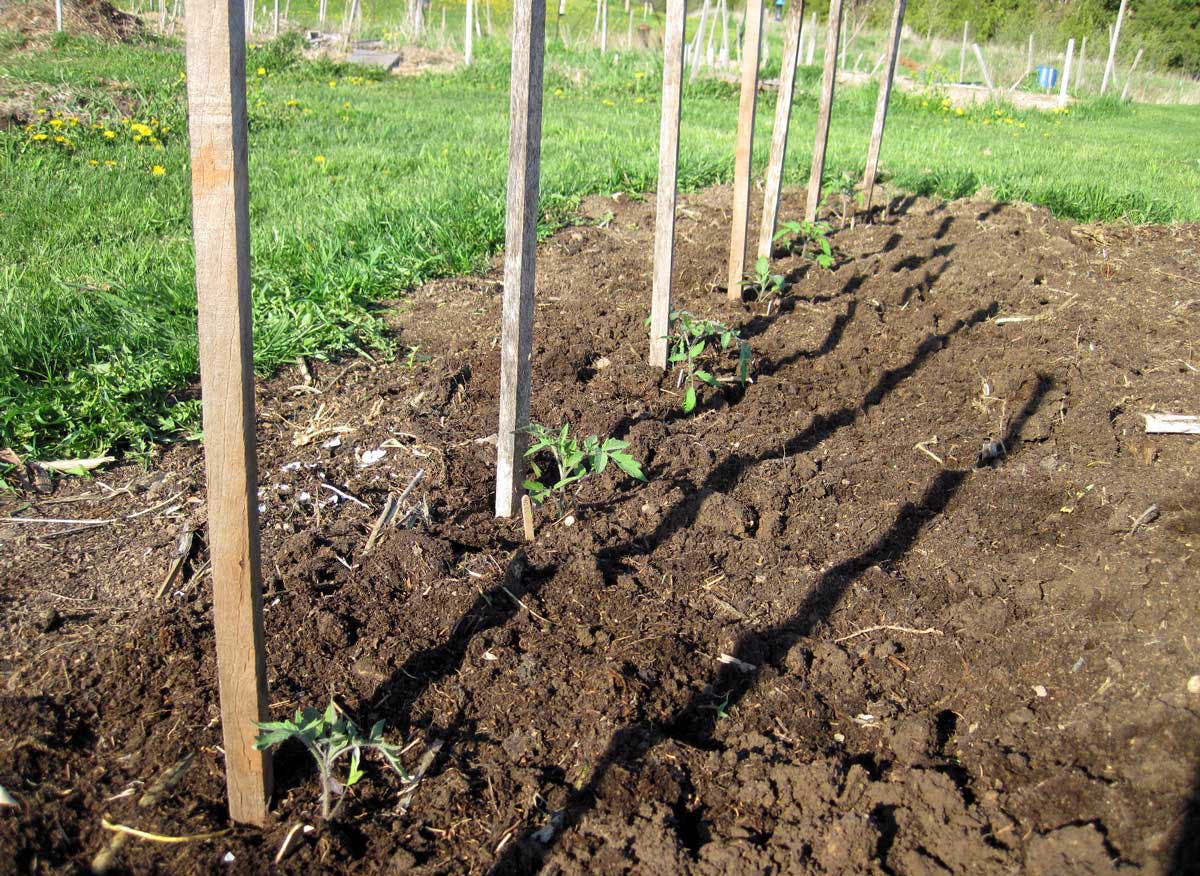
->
xmin=54 ymin=135 xmax=66 ymax=142
xmin=328 ymin=79 xmax=337 ymax=88
xmin=634 ymin=71 xmax=646 ymax=78
xmin=89 ymin=159 xmax=99 ymax=165
xmin=314 ymin=154 xmax=326 ymax=164
xmin=955 ymin=107 xmax=964 ymax=115
xmin=257 ymin=66 xmax=267 ymax=76
xmin=303 ymin=107 xmax=313 ymax=114
xmin=37 ymin=108 xmax=48 ymax=115
xmin=635 ymin=96 xmax=646 ymax=104
xmin=286 ymin=98 xmax=300 ymax=107
xmin=104 ymin=160 xmax=116 ymax=167
xmin=32 ymin=132 xmax=48 ymax=141
xmin=554 ymin=88 xmax=564 ymax=96
xmin=151 ymin=164 xmax=166 ymax=175
xmin=50 ymin=118 xmax=64 ymax=129
xmin=602 ymin=99 xmax=615 ymax=106
xmin=132 ymin=122 xmax=153 ymax=137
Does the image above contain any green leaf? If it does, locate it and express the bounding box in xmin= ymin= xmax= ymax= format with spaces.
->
xmin=688 ymin=341 xmax=706 ymax=359
xmin=254 ymin=726 xmax=298 ymax=750
xmin=323 ymin=701 xmax=338 ymax=726
xmin=683 ymin=385 xmax=697 ymax=413
xmin=347 ymin=749 xmax=364 ymax=786
xmin=611 ymin=452 xmax=646 ymax=481
xmin=695 ymin=369 xmax=718 ymax=387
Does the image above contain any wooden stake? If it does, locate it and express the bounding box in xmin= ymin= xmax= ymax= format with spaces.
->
xmin=972 ymin=43 xmax=994 ymax=95
xmin=958 ymin=19 xmax=967 ymax=82
xmin=1120 ymin=47 xmax=1143 ymax=101
xmin=1101 ymin=0 xmax=1127 ymax=95
xmin=55 ymin=0 xmax=63 ymax=31
xmin=719 ymin=0 xmax=729 ymax=65
xmin=1077 ymin=36 xmax=1087 ymax=92
xmin=465 ymin=0 xmax=474 ymax=63
xmin=756 ymin=0 xmax=803 ymax=262
xmin=601 ymin=0 xmax=607 ymax=52
xmin=495 ymin=0 xmax=546 ymax=518
xmin=860 ymin=0 xmax=905 ymax=215
xmin=805 ymin=10 xmax=814 ymax=64
xmin=689 ymin=0 xmax=709 ymax=81
xmin=273 ymin=0 xmax=279 ymax=36
xmin=804 ymin=0 xmax=843 ymax=223
xmin=726 ymin=0 xmax=764 ymax=299
xmin=649 ymin=0 xmax=686 ymax=369
xmin=1059 ymin=38 xmax=1074 ymax=105
xmin=183 ymin=0 xmax=272 ymax=825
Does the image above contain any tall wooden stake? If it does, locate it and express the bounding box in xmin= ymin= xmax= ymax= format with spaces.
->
xmin=958 ymin=19 xmax=967 ymax=81
xmin=1059 ymin=38 xmax=1074 ymax=105
xmin=601 ymin=0 xmax=608 ymax=52
xmin=756 ymin=0 xmax=804 ymax=262
xmin=860 ymin=0 xmax=905 ymax=214
xmin=972 ymin=43 xmax=994 ymax=94
xmin=804 ymin=0 xmax=843 ymax=222
xmin=1120 ymin=47 xmax=1143 ymax=101
xmin=805 ymin=10 xmax=815 ymax=64
xmin=495 ymin=0 xmax=546 ymax=518
xmin=1077 ymin=36 xmax=1087 ymax=91
xmin=465 ymin=0 xmax=474 ymax=63
xmin=649 ymin=0 xmax=686 ymax=369
xmin=725 ymin=0 xmax=764 ymax=299
xmin=184 ymin=0 xmax=272 ymax=826
xmin=1101 ymin=0 xmax=1126 ymax=94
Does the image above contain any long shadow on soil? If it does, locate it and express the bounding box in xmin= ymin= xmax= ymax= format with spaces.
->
xmin=365 ymin=552 xmax=552 ymax=733
xmin=491 ymin=321 xmax=1048 ymax=874
xmin=1169 ymin=763 xmax=1200 ymax=874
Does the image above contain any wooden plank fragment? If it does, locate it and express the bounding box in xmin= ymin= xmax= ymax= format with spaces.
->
xmin=860 ymin=0 xmax=905 ymax=214
xmin=649 ymin=0 xmax=686 ymax=369
xmin=755 ymin=0 xmax=804 ymax=262
xmin=1143 ymin=413 xmax=1200 ymax=435
xmin=804 ymin=0 xmax=843 ymax=223
xmin=495 ymin=0 xmax=547 ymax=517
xmin=725 ymin=0 xmax=764 ymax=298
xmin=183 ymin=0 xmax=272 ymax=825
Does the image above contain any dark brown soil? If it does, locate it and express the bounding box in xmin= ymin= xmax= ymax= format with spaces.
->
xmin=2 ymin=186 xmax=1199 ymax=875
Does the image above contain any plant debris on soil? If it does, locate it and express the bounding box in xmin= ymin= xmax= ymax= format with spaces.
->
xmin=1 ymin=186 xmax=1198 ymax=874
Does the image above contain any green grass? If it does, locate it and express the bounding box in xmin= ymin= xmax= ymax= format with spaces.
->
xmin=1 ymin=30 xmax=1198 ymax=459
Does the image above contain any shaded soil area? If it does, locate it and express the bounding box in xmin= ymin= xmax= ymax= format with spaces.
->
xmin=2 ymin=186 xmax=1199 ymax=874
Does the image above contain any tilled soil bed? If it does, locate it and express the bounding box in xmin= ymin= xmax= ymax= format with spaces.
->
xmin=2 ymin=186 xmax=1198 ymax=875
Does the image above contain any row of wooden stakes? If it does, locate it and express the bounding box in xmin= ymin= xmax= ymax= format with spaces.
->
xmin=181 ymin=0 xmax=909 ymax=824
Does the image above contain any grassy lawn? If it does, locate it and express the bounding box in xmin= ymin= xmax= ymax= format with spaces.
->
xmin=2 ymin=30 xmax=1198 ymax=459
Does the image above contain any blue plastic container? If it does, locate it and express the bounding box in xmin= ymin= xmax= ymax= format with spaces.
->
xmin=1037 ymin=65 xmax=1059 ymax=90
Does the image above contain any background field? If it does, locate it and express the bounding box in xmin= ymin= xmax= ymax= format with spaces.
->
xmin=2 ymin=27 xmax=1199 ymax=460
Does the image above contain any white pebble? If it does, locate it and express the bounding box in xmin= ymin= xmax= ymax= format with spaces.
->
xmin=1188 ymin=675 xmax=1200 ymax=695
xmin=1033 ymin=685 xmax=1048 ymax=698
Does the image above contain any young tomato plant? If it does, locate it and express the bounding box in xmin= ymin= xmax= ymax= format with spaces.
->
xmin=742 ymin=256 xmax=787 ymax=313
xmin=665 ymin=311 xmax=752 ymax=413
xmin=774 ymin=219 xmax=835 ymax=270
xmin=522 ymin=422 xmax=646 ymax=512
xmin=255 ymin=702 xmax=409 ymax=820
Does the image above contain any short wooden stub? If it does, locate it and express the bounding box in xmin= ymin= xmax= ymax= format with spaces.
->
xmin=649 ymin=0 xmax=686 ymax=369
xmin=183 ymin=0 xmax=272 ymax=825
xmin=495 ymin=0 xmax=547 ymax=518
xmin=804 ymin=0 xmax=844 ymax=223
xmin=725 ymin=0 xmax=764 ymax=299
xmin=521 ymin=494 xmax=536 ymax=541
xmin=860 ymin=0 xmax=906 ymax=214
xmin=755 ymin=0 xmax=804 ymax=262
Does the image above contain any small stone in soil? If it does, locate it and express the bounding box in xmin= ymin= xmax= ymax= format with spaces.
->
xmin=1006 ymin=706 xmax=1036 ymax=725
xmin=1187 ymin=675 xmax=1200 ymax=695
